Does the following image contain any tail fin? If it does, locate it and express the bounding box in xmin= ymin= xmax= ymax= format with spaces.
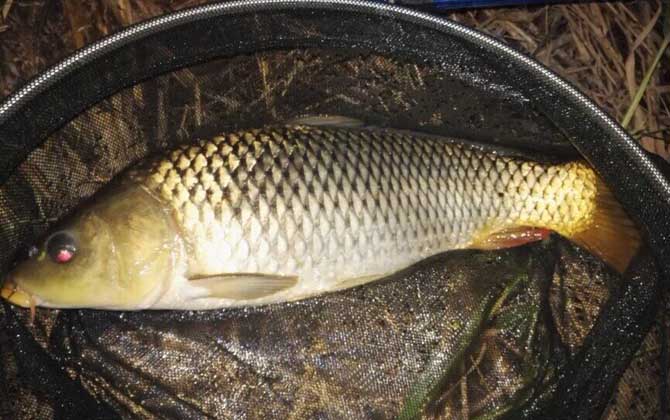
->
xmin=572 ymin=177 xmax=641 ymax=273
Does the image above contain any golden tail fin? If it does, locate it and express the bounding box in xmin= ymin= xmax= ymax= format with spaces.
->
xmin=572 ymin=177 xmax=641 ymax=273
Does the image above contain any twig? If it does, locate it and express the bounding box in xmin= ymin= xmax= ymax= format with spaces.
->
xmin=2 ymin=0 xmax=13 ymax=19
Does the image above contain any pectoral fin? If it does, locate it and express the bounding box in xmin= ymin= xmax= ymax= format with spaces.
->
xmin=188 ymin=273 xmax=298 ymax=300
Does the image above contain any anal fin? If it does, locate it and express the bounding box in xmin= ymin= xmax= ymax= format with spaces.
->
xmin=189 ymin=273 xmax=298 ymax=300
xmin=472 ymin=226 xmax=552 ymax=250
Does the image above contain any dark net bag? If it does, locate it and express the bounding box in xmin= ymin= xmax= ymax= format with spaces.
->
xmin=0 ymin=2 xmax=668 ymax=419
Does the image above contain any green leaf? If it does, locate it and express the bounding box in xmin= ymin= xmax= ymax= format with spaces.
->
xmin=621 ymin=33 xmax=670 ymax=129
xmin=663 ymin=0 xmax=670 ymax=37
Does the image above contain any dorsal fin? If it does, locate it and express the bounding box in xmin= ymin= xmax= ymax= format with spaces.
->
xmin=286 ymin=115 xmax=365 ymax=128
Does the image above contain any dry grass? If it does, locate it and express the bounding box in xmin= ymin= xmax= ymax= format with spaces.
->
xmin=1 ymin=1 xmax=667 ymax=156
xmin=447 ymin=2 xmax=669 ymax=158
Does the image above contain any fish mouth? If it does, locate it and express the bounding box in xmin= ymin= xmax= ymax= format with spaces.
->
xmin=1 ymin=277 xmax=34 ymax=308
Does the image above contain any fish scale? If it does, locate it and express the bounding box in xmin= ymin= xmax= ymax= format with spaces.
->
xmin=133 ymin=125 xmax=596 ymax=290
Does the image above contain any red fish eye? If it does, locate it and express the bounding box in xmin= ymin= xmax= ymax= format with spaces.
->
xmin=46 ymin=231 xmax=78 ymax=264
xmin=55 ymin=249 xmax=74 ymax=264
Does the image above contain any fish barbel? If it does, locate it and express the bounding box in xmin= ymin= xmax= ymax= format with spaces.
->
xmin=2 ymin=122 xmax=639 ymax=310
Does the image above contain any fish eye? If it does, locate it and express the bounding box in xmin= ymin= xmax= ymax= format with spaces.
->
xmin=46 ymin=231 xmax=78 ymax=264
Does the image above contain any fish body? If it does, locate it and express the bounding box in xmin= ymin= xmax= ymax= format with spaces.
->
xmin=2 ymin=124 xmax=638 ymax=310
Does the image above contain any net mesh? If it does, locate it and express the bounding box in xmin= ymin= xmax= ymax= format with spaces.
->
xmin=0 ymin=5 xmax=666 ymax=419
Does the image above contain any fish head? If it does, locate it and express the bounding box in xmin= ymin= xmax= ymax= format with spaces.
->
xmin=2 ymin=185 xmax=180 ymax=310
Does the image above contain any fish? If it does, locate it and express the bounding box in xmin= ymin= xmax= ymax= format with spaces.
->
xmin=1 ymin=119 xmax=640 ymax=310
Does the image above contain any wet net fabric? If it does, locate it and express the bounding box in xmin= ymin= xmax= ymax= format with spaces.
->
xmin=0 ymin=241 xmax=642 ymax=419
xmin=0 ymin=4 xmax=667 ymax=419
